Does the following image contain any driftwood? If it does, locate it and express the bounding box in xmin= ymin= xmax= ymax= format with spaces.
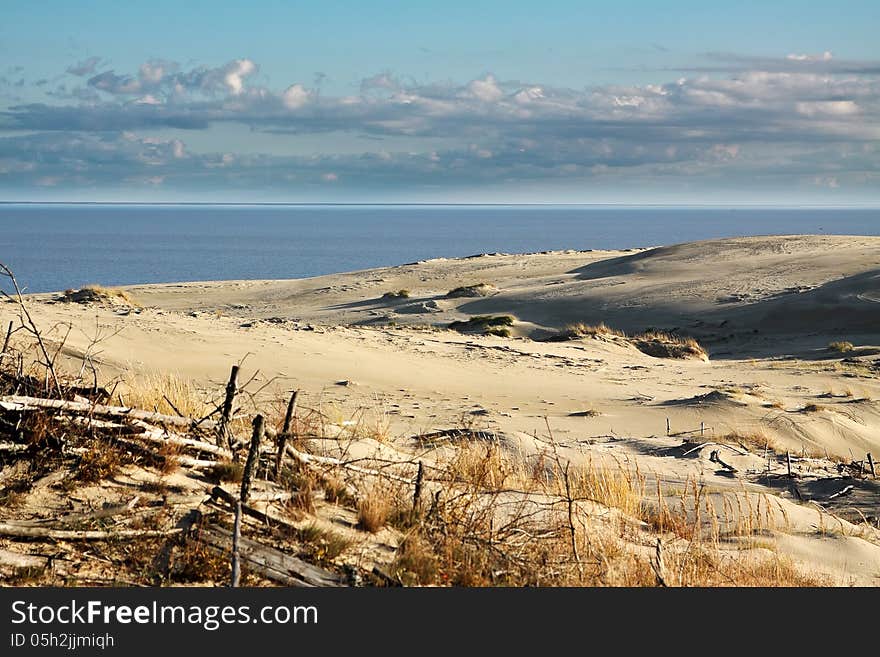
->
xmin=828 ymin=485 xmax=854 ymax=500
xmin=284 ymin=442 xmax=416 ymax=485
xmin=192 ymin=523 xmax=343 ymax=587
xmin=0 ymin=523 xmax=183 ymax=541
xmin=0 ymin=442 xmax=29 ymax=454
xmin=681 ymin=441 xmax=749 ymax=457
xmin=209 ymin=486 xmax=300 ymax=534
xmin=5 ymin=496 xmax=141 ymax=528
xmin=0 ymin=395 xmax=215 ymax=430
xmin=0 ymin=548 xmax=48 ymax=570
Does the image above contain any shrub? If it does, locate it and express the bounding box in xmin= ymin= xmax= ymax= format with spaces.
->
xmin=828 ymin=341 xmax=854 ymax=353
xmin=448 ymin=315 xmax=514 ymax=336
xmin=382 ymin=289 xmax=411 ymax=299
xmin=445 ymin=283 xmax=497 ymax=298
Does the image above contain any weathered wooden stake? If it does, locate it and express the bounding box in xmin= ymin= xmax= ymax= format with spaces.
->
xmin=700 ymin=421 xmax=704 ymax=437
xmin=868 ymin=452 xmax=876 ymax=478
xmin=786 ymin=451 xmax=792 ymax=478
xmin=218 ymin=364 xmax=239 ymax=449
xmin=666 ymin=418 xmax=670 ymax=436
xmin=240 ymin=414 xmax=263 ymax=503
xmin=231 ymin=499 xmax=242 ymax=587
xmin=274 ymin=390 xmax=298 ymax=480
xmin=412 ymin=460 xmax=424 ymax=515
xmin=0 ymin=321 xmax=13 ymax=362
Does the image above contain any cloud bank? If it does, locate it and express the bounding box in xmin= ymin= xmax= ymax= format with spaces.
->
xmin=1 ymin=52 xmax=878 ymax=200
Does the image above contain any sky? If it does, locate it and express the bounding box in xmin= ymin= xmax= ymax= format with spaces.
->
xmin=0 ymin=1 xmax=878 ymax=203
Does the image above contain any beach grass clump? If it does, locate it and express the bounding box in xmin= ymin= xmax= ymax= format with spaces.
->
xmin=357 ymin=487 xmax=392 ymax=533
xmin=828 ymin=341 xmax=854 ymax=354
xmin=445 ymin=282 xmax=497 ymax=298
xmin=382 ymin=289 xmax=411 ymax=299
xmin=448 ymin=315 xmax=514 ymax=337
xmin=720 ymin=430 xmax=781 ymax=454
xmin=61 ymin=285 xmax=139 ymax=308
xmin=550 ymin=323 xmax=707 ymax=360
xmin=633 ymin=331 xmax=708 ymax=360
xmin=558 ymin=322 xmax=626 ymax=339
xmin=121 ymin=371 xmax=214 ymax=420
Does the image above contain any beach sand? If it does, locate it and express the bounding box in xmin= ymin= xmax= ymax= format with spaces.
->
xmin=6 ymin=234 xmax=880 ymax=584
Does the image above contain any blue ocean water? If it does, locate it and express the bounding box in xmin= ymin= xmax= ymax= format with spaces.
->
xmin=0 ymin=204 xmax=878 ymax=293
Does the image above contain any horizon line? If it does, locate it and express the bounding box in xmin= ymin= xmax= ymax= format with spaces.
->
xmin=2 ymin=201 xmax=880 ymax=209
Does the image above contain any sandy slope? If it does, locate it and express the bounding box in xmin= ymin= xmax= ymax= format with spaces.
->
xmin=9 ymin=234 xmax=880 ymax=584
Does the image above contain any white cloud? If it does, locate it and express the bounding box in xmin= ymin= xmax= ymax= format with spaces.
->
xmin=786 ymin=51 xmax=833 ymax=62
xmin=282 ymin=84 xmax=311 ymax=109
xmin=222 ymin=59 xmax=257 ymax=95
xmin=467 ymin=75 xmax=503 ymax=102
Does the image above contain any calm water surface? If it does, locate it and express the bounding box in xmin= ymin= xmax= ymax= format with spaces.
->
xmin=1 ymin=204 xmax=878 ymax=293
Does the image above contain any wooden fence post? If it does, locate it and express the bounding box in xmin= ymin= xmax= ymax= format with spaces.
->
xmin=218 ymin=364 xmax=239 ymax=449
xmin=231 ymin=500 xmax=242 ymax=587
xmin=412 ymin=461 xmax=424 ymax=516
xmin=867 ymin=452 xmax=875 ymax=478
xmin=240 ymin=414 xmax=263 ymax=503
xmin=274 ymin=390 xmax=298 ymax=481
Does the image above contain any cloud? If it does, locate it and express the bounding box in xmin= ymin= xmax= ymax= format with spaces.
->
xmin=786 ymin=51 xmax=833 ymax=62
xmin=1 ymin=53 xmax=879 ymax=197
xmin=467 ymin=75 xmax=503 ymax=102
xmin=282 ymin=84 xmax=310 ymax=109
xmin=66 ymin=56 xmax=103 ymax=76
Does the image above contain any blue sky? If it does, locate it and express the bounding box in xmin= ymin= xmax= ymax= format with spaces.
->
xmin=1 ymin=1 xmax=878 ymax=202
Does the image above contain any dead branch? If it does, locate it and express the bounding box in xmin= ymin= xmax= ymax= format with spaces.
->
xmin=0 ymin=395 xmax=215 ymax=429
xmin=0 ymin=523 xmax=183 ymax=541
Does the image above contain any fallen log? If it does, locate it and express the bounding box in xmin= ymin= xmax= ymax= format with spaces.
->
xmin=0 ymin=395 xmax=216 ymax=430
xmin=0 ymin=548 xmax=48 ymax=570
xmin=0 ymin=523 xmax=182 ymax=541
xmin=3 ymin=496 xmax=141 ymax=528
xmin=192 ymin=524 xmax=343 ymax=587
xmin=209 ymin=486 xmax=300 ymax=534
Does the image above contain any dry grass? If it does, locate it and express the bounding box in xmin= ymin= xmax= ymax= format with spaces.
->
xmin=208 ymin=460 xmax=244 ymax=483
xmin=828 ymin=340 xmax=855 ymax=353
xmin=634 ymin=331 xmax=708 ymax=360
xmin=121 ymin=371 xmax=213 ymax=419
xmin=74 ymin=439 xmax=130 ymax=482
xmin=560 ymin=322 xmax=626 ymax=338
xmin=61 ymin=285 xmax=139 ymax=307
xmin=552 ymin=323 xmax=707 ymax=360
xmin=382 ymin=289 xmax=411 ymax=299
xmin=357 ymin=486 xmax=392 ymax=532
xmin=446 ymin=283 xmax=497 ymax=298
xmin=720 ymin=430 xmax=782 ymax=454
xmin=448 ymin=315 xmax=514 ymax=337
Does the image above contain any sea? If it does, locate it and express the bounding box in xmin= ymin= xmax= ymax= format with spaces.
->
xmin=1 ymin=203 xmax=878 ymax=294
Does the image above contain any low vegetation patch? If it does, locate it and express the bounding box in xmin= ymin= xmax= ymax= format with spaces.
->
xmin=548 ymin=323 xmax=707 ymax=360
xmin=633 ymin=331 xmax=708 ymax=360
xmin=828 ymin=341 xmax=854 ymax=353
xmin=382 ymin=289 xmax=411 ymax=299
xmin=445 ymin=282 xmax=497 ymax=298
xmin=448 ymin=315 xmax=514 ymax=337
xmin=60 ymin=285 xmax=139 ymax=307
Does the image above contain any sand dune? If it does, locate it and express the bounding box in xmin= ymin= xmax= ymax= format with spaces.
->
xmin=8 ymin=234 xmax=880 ymax=584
